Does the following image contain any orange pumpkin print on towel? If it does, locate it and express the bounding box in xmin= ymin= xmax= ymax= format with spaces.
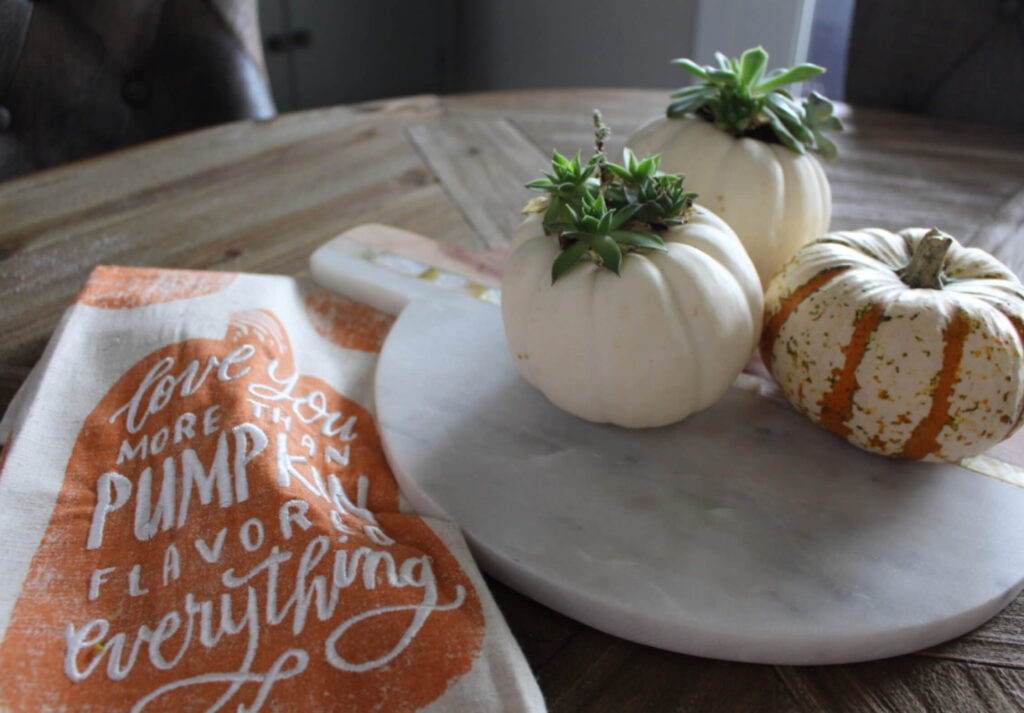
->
xmin=304 ymin=290 xmax=396 ymax=353
xmin=0 ymin=309 xmax=483 ymax=713
xmin=78 ymin=265 xmax=237 ymax=309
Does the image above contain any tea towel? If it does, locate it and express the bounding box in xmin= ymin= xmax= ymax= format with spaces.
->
xmin=0 ymin=265 xmax=546 ymax=713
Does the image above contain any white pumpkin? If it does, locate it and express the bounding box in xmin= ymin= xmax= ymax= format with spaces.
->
xmin=501 ymin=208 xmax=763 ymax=428
xmin=629 ymin=115 xmax=832 ymax=286
xmin=761 ymin=227 xmax=1024 ymax=462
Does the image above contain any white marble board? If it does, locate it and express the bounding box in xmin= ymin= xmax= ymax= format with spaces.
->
xmin=310 ymin=234 xmax=1024 ymax=665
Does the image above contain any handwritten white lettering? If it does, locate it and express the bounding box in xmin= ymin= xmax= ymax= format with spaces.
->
xmin=109 ymin=347 xmax=255 ymax=434
xmin=65 ymin=536 xmax=463 ymax=713
xmin=89 ymin=567 xmax=116 ymax=601
xmin=163 ymin=544 xmax=181 ymax=585
xmin=128 ymin=564 xmax=149 ymax=597
xmin=87 ymin=472 xmax=132 ymax=549
xmin=194 ymin=529 xmax=228 ymax=564
xmin=92 ymin=425 xmax=269 ymax=548
xmin=279 ymin=500 xmax=311 ymax=540
xmin=248 ymin=361 xmax=358 ymax=441
xmin=68 ymin=340 xmax=471 ymax=713
xmin=239 ymin=518 xmax=265 ymax=552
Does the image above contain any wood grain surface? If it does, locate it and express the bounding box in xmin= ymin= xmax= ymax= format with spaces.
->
xmin=3 ymin=89 xmax=1024 ymax=712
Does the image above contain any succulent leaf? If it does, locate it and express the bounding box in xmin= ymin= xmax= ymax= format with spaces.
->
xmin=767 ymin=112 xmax=804 ymax=154
xmin=666 ymin=45 xmax=841 ymax=158
xmin=673 ymin=58 xmax=708 ymax=78
xmin=755 ymin=63 xmax=824 ymax=92
xmin=608 ymin=203 xmax=641 ymax=230
xmin=551 ymin=239 xmax=590 ymax=283
xmin=802 ymin=91 xmax=844 ymax=161
xmin=738 ymin=46 xmax=768 ymax=88
xmin=612 ymin=230 xmax=668 ymax=251
xmin=592 ymin=235 xmax=623 ymax=275
xmin=670 ymin=84 xmax=712 ymax=100
xmin=526 ymin=127 xmax=697 ymax=282
xmin=667 ymin=92 xmax=715 ymax=118
xmin=813 ymin=133 xmax=838 ymax=162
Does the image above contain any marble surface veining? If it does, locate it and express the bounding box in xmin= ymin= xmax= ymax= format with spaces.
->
xmin=374 ymin=297 xmax=1024 ymax=664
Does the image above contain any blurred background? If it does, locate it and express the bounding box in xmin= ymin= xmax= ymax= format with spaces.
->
xmin=258 ymin=0 xmax=853 ymax=111
xmin=4 ymin=0 xmax=1020 ymax=182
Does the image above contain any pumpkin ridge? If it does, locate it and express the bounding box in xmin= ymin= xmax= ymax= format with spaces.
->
xmin=766 ymin=148 xmax=788 ymax=268
xmin=989 ymin=306 xmax=1024 ymax=431
xmin=760 ymin=265 xmax=850 ymax=364
xmin=776 ymin=152 xmax=818 ymax=260
xmin=588 ymin=269 xmax=608 ymax=422
xmin=511 ymin=233 xmax=559 ymax=387
xmin=809 ymin=157 xmax=831 ymax=237
xmin=653 ymin=248 xmax=706 ymax=404
xmin=899 ymin=308 xmax=971 ymax=459
xmin=817 ymin=302 xmax=888 ymax=438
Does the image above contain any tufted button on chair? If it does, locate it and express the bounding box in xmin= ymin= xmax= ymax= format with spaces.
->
xmin=845 ymin=0 xmax=1024 ymax=128
xmin=0 ymin=0 xmax=276 ymax=182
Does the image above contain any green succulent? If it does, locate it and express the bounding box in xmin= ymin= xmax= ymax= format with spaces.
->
xmin=525 ymin=150 xmax=601 ymax=233
xmin=604 ymin=149 xmax=697 ymax=228
xmin=667 ymin=46 xmax=842 ymax=159
xmin=803 ymin=91 xmax=844 ymax=162
xmin=526 ymin=121 xmax=697 ymax=283
xmin=553 ymin=192 xmax=668 ymax=282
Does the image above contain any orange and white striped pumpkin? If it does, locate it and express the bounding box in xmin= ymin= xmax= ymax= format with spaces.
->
xmin=760 ymin=227 xmax=1024 ymax=462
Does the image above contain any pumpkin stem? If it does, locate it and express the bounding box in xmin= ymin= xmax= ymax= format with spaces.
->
xmin=592 ymin=109 xmax=614 ymax=188
xmin=898 ymin=228 xmax=953 ymax=290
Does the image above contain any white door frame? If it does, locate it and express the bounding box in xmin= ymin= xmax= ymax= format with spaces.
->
xmin=692 ymin=0 xmax=817 ymax=69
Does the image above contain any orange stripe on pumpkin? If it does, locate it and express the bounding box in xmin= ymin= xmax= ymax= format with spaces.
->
xmin=900 ymin=308 xmax=971 ymax=459
xmin=817 ymin=302 xmax=888 ymax=438
xmin=760 ymin=266 xmax=850 ymax=365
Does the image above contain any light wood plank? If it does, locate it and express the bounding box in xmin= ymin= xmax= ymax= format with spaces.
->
xmin=825 ymin=111 xmax=1024 ymax=274
xmin=448 ymin=89 xmax=667 ymax=165
xmin=969 ymin=184 xmax=1024 ymax=275
xmin=406 ymin=116 xmax=547 ymax=249
xmin=0 ymin=95 xmax=442 ymax=236
xmin=442 ymin=88 xmax=668 ymax=130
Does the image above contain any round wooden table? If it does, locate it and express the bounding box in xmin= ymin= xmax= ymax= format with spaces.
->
xmin=3 ymin=89 xmax=1024 ymax=712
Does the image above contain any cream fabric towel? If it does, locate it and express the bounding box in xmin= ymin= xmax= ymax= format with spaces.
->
xmin=0 ymin=265 xmax=545 ymax=713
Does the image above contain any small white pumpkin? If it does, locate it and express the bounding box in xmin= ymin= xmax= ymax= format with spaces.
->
xmin=628 ymin=46 xmax=841 ymax=286
xmin=761 ymin=227 xmax=1024 ymax=462
xmin=502 ymin=208 xmax=763 ymax=428
xmin=630 ymin=115 xmax=831 ymax=286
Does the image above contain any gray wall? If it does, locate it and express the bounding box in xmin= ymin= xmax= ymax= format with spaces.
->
xmin=451 ymin=0 xmax=697 ymax=92
xmin=261 ymin=0 xmax=698 ymax=111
